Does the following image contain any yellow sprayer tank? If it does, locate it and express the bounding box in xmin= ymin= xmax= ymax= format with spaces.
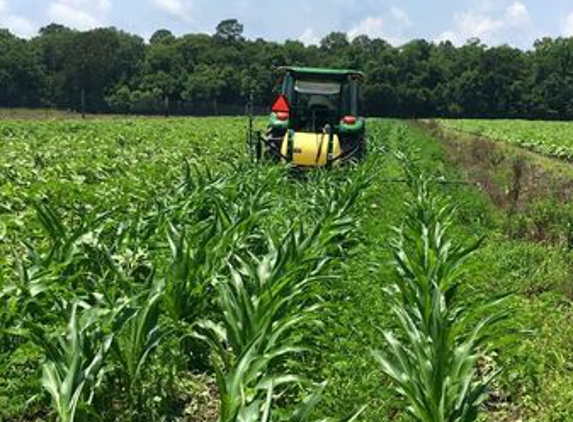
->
xmin=280 ymin=132 xmax=341 ymax=168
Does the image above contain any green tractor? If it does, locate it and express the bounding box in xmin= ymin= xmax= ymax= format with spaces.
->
xmin=248 ymin=67 xmax=366 ymax=168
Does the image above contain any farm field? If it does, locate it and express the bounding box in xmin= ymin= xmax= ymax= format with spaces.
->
xmin=1 ymin=117 xmax=573 ymax=422
xmin=439 ymin=119 xmax=573 ymax=161
xmin=0 ymin=109 xmax=86 ymax=120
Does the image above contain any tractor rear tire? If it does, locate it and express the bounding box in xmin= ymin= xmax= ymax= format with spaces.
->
xmin=264 ymin=128 xmax=285 ymax=162
xmin=345 ymin=134 xmax=366 ymax=162
xmin=356 ymin=135 xmax=367 ymax=161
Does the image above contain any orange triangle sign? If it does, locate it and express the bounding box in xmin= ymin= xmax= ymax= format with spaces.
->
xmin=272 ymin=95 xmax=290 ymax=113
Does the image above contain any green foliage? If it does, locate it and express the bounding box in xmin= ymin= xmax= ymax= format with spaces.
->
xmin=28 ymin=304 xmax=113 ymax=422
xmin=110 ymin=288 xmax=165 ymax=411
xmin=4 ymin=21 xmax=573 ymax=118
xmin=1 ymin=118 xmax=573 ymax=422
xmin=195 ymin=168 xmax=367 ymax=421
xmin=374 ymin=160 xmax=506 ymax=422
xmin=0 ymin=117 xmax=372 ymax=421
xmin=215 ymin=19 xmax=245 ymax=43
xmin=440 ymin=119 xmax=573 ymax=160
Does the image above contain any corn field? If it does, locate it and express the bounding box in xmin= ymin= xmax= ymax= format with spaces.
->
xmin=1 ymin=118 xmax=570 ymax=421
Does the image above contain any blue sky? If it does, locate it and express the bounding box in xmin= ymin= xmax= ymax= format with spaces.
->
xmin=1 ymin=0 xmax=573 ymax=48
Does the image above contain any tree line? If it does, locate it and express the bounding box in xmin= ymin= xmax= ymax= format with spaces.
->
xmin=2 ymin=19 xmax=573 ymax=119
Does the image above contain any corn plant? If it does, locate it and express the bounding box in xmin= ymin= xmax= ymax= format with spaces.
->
xmin=196 ymin=168 xmax=368 ymax=421
xmin=163 ymin=223 xmax=212 ymax=326
xmin=234 ymin=381 xmax=366 ymax=422
xmin=374 ymin=162 xmax=506 ymax=422
xmin=308 ymin=174 xmax=370 ymax=256
xmin=109 ymin=286 xmax=165 ymax=415
xmin=197 ymin=232 xmax=319 ymax=421
xmin=31 ymin=202 xmax=110 ymax=271
xmin=163 ymin=182 xmax=270 ymax=326
xmin=9 ymin=203 xmax=115 ymax=322
xmin=27 ymin=304 xmax=113 ymax=422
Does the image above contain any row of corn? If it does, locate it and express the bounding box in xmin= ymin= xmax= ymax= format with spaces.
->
xmin=2 ymin=137 xmax=504 ymax=421
xmin=2 ymin=161 xmax=371 ymax=421
xmin=375 ymin=149 xmax=506 ymax=422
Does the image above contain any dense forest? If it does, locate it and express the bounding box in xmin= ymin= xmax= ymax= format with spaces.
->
xmin=2 ymin=19 xmax=573 ymax=118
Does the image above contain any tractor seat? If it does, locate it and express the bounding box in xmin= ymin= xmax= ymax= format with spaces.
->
xmin=307 ymin=95 xmax=336 ymax=112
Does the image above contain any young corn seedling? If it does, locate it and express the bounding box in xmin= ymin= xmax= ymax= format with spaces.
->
xmin=163 ymin=223 xmax=212 ymax=326
xmin=374 ymin=162 xmax=506 ymax=422
xmin=10 ymin=202 xmax=115 ymax=325
xmin=163 ymin=182 xmax=270 ymax=327
xmin=27 ymin=304 xmax=113 ymax=422
xmin=31 ymin=202 xmax=110 ymax=272
xmin=109 ymin=286 xmax=165 ymax=417
xmin=198 ymin=177 xmax=367 ymax=422
xmin=198 ymin=247 xmax=321 ymax=422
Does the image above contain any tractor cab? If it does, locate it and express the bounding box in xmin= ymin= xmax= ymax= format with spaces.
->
xmin=249 ymin=67 xmax=367 ymax=169
xmin=280 ymin=68 xmax=361 ymax=133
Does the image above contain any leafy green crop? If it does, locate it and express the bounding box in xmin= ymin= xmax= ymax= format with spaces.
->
xmin=0 ymin=117 xmax=374 ymax=421
xmin=439 ymin=119 xmax=573 ymax=160
xmin=375 ymin=155 xmax=506 ymax=422
xmin=2 ymin=117 xmax=567 ymax=422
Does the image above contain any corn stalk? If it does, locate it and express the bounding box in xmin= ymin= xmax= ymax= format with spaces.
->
xmin=197 ymin=167 xmax=368 ymax=421
xmin=374 ymin=160 xmax=506 ymax=422
xmin=110 ymin=286 xmax=165 ymax=415
xmin=28 ymin=304 xmax=113 ymax=422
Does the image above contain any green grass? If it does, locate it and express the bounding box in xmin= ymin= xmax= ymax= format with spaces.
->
xmin=0 ymin=117 xmax=572 ymax=421
xmin=0 ymin=108 xmax=80 ymax=120
xmin=309 ymin=122 xmax=573 ymax=421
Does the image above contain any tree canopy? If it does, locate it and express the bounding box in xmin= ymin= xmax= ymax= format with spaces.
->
xmin=2 ymin=20 xmax=573 ymax=119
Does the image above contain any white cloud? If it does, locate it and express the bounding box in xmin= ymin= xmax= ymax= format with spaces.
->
xmin=389 ymin=6 xmax=412 ymax=27
xmin=48 ymin=0 xmax=112 ymax=30
xmin=95 ymin=0 xmax=112 ymax=11
xmin=437 ymin=1 xmax=531 ymax=45
xmin=150 ymin=0 xmax=192 ymax=23
xmin=58 ymin=0 xmax=112 ymax=11
xmin=505 ymin=1 xmax=530 ymax=27
xmin=0 ymin=0 xmax=37 ymax=38
xmin=457 ymin=12 xmax=503 ymax=40
xmin=435 ymin=30 xmax=459 ymax=45
xmin=348 ymin=6 xmax=412 ymax=46
xmin=49 ymin=3 xmax=102 ymax=29
xmin=3 ymin=15 xmax=36 ymax=37
xmin=298 ymin=28 xmax=319 ymax=46
xmin=349 ymin=16 xmax=384 ymax=39
xmin=563 ymin=12 xmax=573 ymax=36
